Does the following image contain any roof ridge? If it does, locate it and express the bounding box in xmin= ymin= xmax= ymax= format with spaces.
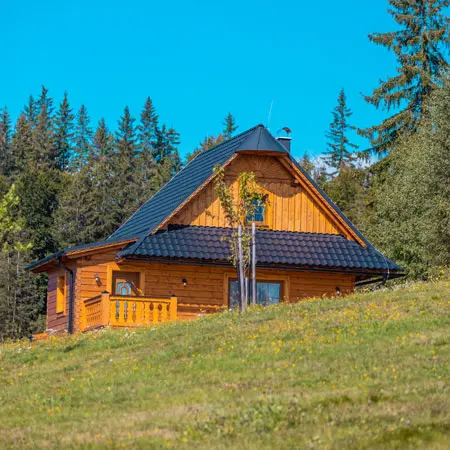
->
xmin=188 ymin=123 xmax=264 ymax=161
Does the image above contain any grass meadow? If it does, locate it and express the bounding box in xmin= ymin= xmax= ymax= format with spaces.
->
xmin=0 ymin=280 xmax=449 ymax=449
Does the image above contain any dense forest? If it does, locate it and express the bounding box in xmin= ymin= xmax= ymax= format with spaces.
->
xmin=0 ymin=0 xmax=449 ymax=340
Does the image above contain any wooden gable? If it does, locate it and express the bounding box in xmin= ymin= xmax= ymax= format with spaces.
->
xmin=168 ymin=154 xmax=347 ymax=237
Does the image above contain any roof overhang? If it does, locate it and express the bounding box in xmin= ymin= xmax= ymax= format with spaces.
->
xmin=25 ymin=239 xmax=136 ymax=273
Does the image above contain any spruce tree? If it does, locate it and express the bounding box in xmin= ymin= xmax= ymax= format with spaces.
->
xmin=54 ymin=106 xmax=93 ymax=247
xmin=136 ymin=97 xmax=159 ymax=202
xmin=298 ymin=152 xmax=315 ymax=176
xmin=187 ymin=113 xmax=238 ymax=162
xmin=0 ymin=184 xmax=42 ymax=340
xmin=32 ymin=86 xmax=55 ymax=168
xmin=113 ymin=106 xmax=139 ymax=222
xmin=0 ymin=108 xmax=12 ymax=178
xmin=323 ymin=89 xmax=358 ymax=176
xmin=71 ymin=105 xmax=92 ymax=171
xmin=223 ymin=113 xmax=238 ymax=140
xmin=360 ymin=0 xmax=450 ymax=154
xmin=89 ymin=119 xmax=116 ymax=240
xmin=187 ymin=135 xmax=224 ymax=163
xmin=10 ymin=114 xmax=33 ymax=175
xmin=23 ymin=95 xmax=38 ymax=128
xmin=54 ymin=92 xmax=74 ymax=171
xmin=154 ymin=124 xmax=182 ymax=184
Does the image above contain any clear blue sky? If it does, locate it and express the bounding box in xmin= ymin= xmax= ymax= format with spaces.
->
xmin=2 ymin=0 xmax=398 ymax=160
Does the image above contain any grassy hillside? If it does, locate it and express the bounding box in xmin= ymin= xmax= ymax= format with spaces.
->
xmin=0 ymin=281 xmax=449 ymax=449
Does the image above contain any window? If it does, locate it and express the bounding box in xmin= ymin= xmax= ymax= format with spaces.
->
xmin=246 ymin=198 xmax=266 ymax=224
xmin=112 ymin=272 xmax=140 ymax=296
xmin=229 ymin=279 xmax=282 ymax=309
xmin=56 ymin=274 xmax=66 ymax=314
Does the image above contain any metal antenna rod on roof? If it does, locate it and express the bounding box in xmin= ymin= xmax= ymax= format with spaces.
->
xmin=267 ymin=100 xmax=274 ymax=130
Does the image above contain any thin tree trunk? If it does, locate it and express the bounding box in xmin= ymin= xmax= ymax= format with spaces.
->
xmin=238 ymin=224 xmax=245 ymax=312
xmin=252 ymin=222 xmax=256 ymax=305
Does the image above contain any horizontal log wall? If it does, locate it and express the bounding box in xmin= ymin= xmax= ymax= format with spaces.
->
xmin=72 ymin=248 xmax=355 ymax=327
xmin=170 ymin=154 xmax=340 ymax=235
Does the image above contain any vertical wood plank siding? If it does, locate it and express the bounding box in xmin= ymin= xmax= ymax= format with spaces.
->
xmin=169 ymin=154 xmax=340 ymax=235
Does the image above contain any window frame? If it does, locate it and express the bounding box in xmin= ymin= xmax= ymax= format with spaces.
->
xmin=227 ymin=277 xmax=286 ymax=309
xmin=107 ymin=265 xmax=146 ymax=297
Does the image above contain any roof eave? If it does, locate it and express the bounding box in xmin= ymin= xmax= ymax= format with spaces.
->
xmin=119 ymin=254 xmax=404 ymax=276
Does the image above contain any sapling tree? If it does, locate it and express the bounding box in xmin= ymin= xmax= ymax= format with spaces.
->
xmin=213 ymin=166 xmax=267 ymax=311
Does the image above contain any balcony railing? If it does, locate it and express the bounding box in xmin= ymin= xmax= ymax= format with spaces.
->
xmin=80 ymin=292 xmax=177 ymax=331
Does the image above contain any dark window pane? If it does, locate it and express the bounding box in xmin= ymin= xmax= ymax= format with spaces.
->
xmin=247 ymin=199 xmax=265 ymax=223
xmin=228 ymin=279 xmax=281 ymax=307
xmin=229 ymin=280 xmax=240 ymax=310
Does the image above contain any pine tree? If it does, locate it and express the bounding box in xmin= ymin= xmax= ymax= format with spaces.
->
xmin=323 ymin=89 xmax=358 ymax=176
xmin=0 ymin=108 xmax=12 ymax=178
xmin=54 ymin=92 xmax=74 ymax=171
xmin=360 ymin=0 xmax=450 ymax=154
xmin=71 ymin=105 xmax=92 ymax=171
xmin=223 ymin=113 xmax=238 ymax=140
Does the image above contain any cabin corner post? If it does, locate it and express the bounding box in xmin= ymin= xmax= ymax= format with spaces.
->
xmin=101 ymin=291 xmax=111 ymax=327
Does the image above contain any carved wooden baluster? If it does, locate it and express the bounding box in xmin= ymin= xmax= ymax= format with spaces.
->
xmin=124 ymin=301 xmax=128 ymax=322
xmin=149 ymin=302 xmax=154 ymax=323
xmin=158 ymin=303 xmax=163 ymax=322
xmin=166 ymin=303 xmax=170 ymax=321
xmin=132 ymin=302 xmax=137 ymax=324
xmin=115 ymin=300 xmax=120 ymax=324
xmin=155 ymin=303 xmax=159 ymax=322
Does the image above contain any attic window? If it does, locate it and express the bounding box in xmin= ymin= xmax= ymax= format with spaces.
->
xmin=247 ymin=199 xmax=266 ymax=224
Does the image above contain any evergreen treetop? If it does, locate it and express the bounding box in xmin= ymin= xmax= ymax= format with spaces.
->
xmin=72 ymin=105 xmax=92 ymax=171
xmin=54 ymin=92 xmax=74 ymax=171
xmin=223 ymin=113 xmax=238 ymax=140
xmin=323 ymin=88 xmax=358 ymax=176
xmin=360 ymin=0 xmax=450 ymax=154
xmin=0 ymin=108 xmax=12 ymax=178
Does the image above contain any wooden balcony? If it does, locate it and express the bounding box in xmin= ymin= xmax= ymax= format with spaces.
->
xmin=80 ymin=292 xmax=178 ymax=331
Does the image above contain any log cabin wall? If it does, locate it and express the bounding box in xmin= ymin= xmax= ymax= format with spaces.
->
xmin=169 ymin=154 xmax=341 ymax=235
xmin=46 ymin=262 xmax=77 ymax=333
xmin=72 ymin=247 xmax=355 ymax=327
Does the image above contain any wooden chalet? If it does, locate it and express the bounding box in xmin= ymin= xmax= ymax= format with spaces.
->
xmin=26 ymin=125 xmax=403 ymax=334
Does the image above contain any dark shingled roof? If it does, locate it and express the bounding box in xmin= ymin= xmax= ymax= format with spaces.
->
xmin=118 ymin=226 xmax=403 ymax=272
xmin=108 ymin=125 xmax=288 ymax=242
xmin=27 ymin=124 xmax=398 ymax=273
